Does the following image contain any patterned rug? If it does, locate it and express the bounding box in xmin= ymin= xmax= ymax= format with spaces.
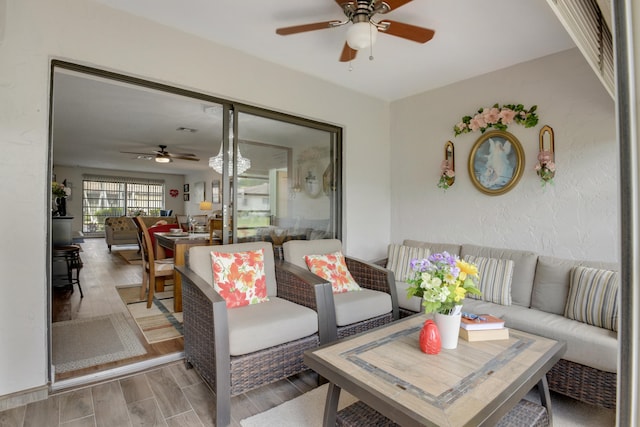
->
xmin=52 ymin=312 xmax=146 ymax=373
xmin=116 ymin=249 xmax=142 ymax=264
xmin=116 ymin=284 xmax=183 ymax=344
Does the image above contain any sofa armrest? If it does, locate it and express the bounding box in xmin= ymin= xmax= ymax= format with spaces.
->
xmin=275 ymin=260 xmax=336 ymax=344
xmin=345 ymin=256 xmax=399 ymax=321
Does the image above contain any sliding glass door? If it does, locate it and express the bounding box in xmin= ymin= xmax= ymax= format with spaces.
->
xmin=224 ymin=107 xmax=341 ymax=251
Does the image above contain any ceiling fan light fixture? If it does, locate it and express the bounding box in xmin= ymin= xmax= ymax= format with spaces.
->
xmin=155 ymin=156 xmax=171 ymax=163
xmin=346 ymin=21 xmax=377 ymax=50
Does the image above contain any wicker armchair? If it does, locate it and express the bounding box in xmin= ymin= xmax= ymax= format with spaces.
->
xmin=176 ymin=241 xmax=333 ymax=426
xmin=283 ymin=239 xmax=399 ymax=341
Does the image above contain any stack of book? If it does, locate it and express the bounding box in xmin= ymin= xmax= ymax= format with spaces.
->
xmin=459 ymin=313 xmax=509 ymax=341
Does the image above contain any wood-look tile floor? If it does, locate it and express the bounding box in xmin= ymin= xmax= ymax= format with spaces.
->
xmin=0 ymin=360 xmax=319 ymax=427
xmin=52 ymin=238 xmax=183 ymax=382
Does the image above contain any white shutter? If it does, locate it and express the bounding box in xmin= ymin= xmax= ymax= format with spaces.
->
xmin=547 ymin=0 xmax=615 ymax=98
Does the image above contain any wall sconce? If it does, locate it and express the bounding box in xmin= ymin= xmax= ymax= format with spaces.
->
xmin=536 ymin=125 xmax=556 ymax=187
xmin=437 ymin=141 xmax=455 ymax=190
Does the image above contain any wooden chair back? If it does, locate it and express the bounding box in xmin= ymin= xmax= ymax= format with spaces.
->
xmin=209 ymin=217 xmax=233 ymax=244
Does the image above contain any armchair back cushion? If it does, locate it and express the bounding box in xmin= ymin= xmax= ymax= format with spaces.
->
xmin=188 ymin=242 xmax=278 ymax=296
xmin=284 ymin=239 xmax=343 ymax=269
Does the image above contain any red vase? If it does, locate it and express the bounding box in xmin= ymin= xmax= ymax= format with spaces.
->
xmin=419 ymin=319 xmax=441 ymax=354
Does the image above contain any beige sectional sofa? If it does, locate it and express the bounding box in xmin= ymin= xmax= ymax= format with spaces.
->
xmin=104 ymin=215 xmax=178 ymax=252
xmin=383 ymin=239 xmax=619 ymax=409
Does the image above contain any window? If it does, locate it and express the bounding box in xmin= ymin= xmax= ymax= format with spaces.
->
xmin=81 ymin=175 xmax=165 ymax=234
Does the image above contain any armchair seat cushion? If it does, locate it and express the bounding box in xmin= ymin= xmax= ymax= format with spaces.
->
xmin=395 ymin=281 xmax=423 ymax=312
xmin=333 ymin=289 xmax=392 ymax=327
xmin=227 ymin=296 xmax=318 ymax=356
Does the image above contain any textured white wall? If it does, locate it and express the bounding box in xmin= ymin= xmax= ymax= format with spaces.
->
xmin=0 ymin=0 xmax=390 ymax=397
xmin=390 ymin=48 xmax=618 ymax=262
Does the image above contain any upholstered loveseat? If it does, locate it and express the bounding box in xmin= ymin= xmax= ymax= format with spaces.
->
xmin=382 ymin=239 xmax=619 ymax=409
xmin=104 ymin=215 xmax=178 ymax=252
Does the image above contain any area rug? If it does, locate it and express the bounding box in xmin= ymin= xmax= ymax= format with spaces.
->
xmin=240 ymin=384 xmax=357 ymax=427
xmin=239 ymin=383 xmax=616 ymax=427
xmin=52 ymin=312 xmax=146 ymax=373
xmin=116 ymin=249 xmax=142 ymax=264
xmin=116 ymin=284 xmax=183 ymax=344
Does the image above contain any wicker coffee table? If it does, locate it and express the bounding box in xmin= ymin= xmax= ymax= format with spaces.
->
xmin=304 ymin=314 xmax=566 ymax=427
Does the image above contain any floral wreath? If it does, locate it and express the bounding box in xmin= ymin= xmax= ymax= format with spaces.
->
xmin=454 ymin=103 xmax=539 ymax=136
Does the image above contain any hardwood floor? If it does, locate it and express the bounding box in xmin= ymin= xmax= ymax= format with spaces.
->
xmin=51 ymin=238 xmax=183 ymax=382
xmin=0 ymin=360 xmax=319 ymax=427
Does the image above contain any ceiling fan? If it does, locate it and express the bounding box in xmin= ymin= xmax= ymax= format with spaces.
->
xmin=275 ymin=0 xmax=435 ymax=62
xmin=121 ymin=145 xmax=200 ymax=163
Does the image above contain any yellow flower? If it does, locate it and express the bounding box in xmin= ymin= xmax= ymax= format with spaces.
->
xmin=453 ymin=285 xmax=467 ymax=302
xmin=457 ymin=259 xmax=478 ymax=277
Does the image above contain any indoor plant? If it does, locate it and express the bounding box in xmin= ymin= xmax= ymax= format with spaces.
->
xmin=406 ymin=252 xmax=481 ymax=348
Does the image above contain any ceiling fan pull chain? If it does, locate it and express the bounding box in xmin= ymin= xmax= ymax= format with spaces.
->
xmin=369 ymin=22 xmax=374 ymax=61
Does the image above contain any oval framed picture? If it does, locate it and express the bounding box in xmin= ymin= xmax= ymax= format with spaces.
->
xmin=468 ymin=130 xmax=525 ymax=196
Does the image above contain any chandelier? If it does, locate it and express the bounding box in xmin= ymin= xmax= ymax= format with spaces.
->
xmin=208 ymin=145 xmax=251 ymax=176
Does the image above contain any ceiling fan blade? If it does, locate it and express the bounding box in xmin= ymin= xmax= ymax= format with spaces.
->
xmin=339 ymin=42 xmax=358 ymax=62
xmin=120 ymin=150 xmax=152 ymax=156
xmin=380 ymin=0 xmax=414 ymax=12
xmin=169 ymin=155 xmax=200 ymax=161
xmin=276 ymin=21 xmax=337 ymax=35
xmin=166 ymin=151 xmax=197 ymax=157
xmin=379 ymin=20 xmax=435 ymax=43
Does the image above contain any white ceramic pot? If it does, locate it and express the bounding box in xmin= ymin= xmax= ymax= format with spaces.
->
xmin=434 ymin=311 xmax=462 ymax=349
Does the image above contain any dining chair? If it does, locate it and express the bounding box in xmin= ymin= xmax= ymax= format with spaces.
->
xmin=175 ymin=214 xmax=189 ymax=231
xmin=208 ymin=217 xmax=233 ymax=244
xmin=135 ymin=216 xmax=175 ymax=308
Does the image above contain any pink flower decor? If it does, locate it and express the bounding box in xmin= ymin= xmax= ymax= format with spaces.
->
xmin=535 ymin=150 xmax=556 ymax=186
xmin=437 ymin=160 xmax=455 ymax=190
xmin=453 ymin=103 xmax=538 ymax=136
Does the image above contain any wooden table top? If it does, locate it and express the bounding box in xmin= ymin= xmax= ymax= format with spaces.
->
xmin=305 ymin=314 xmax=566 ymax=426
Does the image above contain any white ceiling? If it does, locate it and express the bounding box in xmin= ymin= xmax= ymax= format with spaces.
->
xmin=54 ymin=1 xmax=577 ymax=176
xmin=92 ymin=0 xmax=575 ymax=101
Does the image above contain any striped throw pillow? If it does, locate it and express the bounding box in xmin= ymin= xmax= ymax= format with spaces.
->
xmin=464 ymin=255 xmax=514 ymax=306
xmin=386 ymin=244 xmax=430 ymax=282
xmin=565 ymin=266 xmax=619 ymax=331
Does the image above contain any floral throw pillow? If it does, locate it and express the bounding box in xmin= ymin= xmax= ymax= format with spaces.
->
xmin=305 ymin=251 xmax=361 ymax=294
xmin=211 ymin=249 xmax=269 ymax=308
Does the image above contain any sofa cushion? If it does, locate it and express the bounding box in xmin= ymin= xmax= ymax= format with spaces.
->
xmin=211 ymin=249 xmax=269 ymax=308
xmin=460 ymin=244 xmax=538 ymax=307
xmin=565 ymin=266 xmax=619 ymax=332
xmin=402 ymin=240 xmax=461 ymax=256
xmin=464 ymin=255 xmax=514 ymax=306
xmin=386 ymin=244 xmax=430 ymax=282
xmin=333 ymin=289 xmax=392 ymax=327
xmin=188 ymin=242 xmax=278 ymax=296
xmin=395 ymin=280 xmax=423 ymax=312
xmin=227 ymin=296 xmax=318 ymax=356
xmin=305 ymin=251 xmax=361 ymax=294
xmin=462 ymin=299 xmax=617 ymax=373
xmin=531 ymin=256 xmax=619 ymax=315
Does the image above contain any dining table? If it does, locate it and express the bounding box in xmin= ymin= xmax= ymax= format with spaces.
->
xmin=154 ymin=231 xmax=213 ymax=312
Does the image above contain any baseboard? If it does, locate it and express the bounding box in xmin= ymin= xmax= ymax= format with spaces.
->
xmin=0 ymin=384 xmax=49 ymax=412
